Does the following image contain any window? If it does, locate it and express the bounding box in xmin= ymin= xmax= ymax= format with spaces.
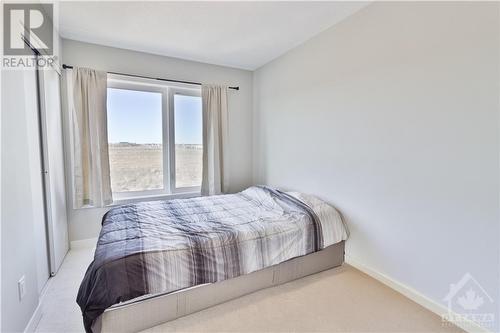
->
xmin=171 ymin=90 xmax=203 ymax=189
xmin=107 ymin=76 xmax=202 ymax=199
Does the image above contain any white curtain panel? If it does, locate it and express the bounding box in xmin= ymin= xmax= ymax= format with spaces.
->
xmin=67 ymin=67 xmax=112 ymax=208
xmin=201 ymin=85 xmax=229 ymax=196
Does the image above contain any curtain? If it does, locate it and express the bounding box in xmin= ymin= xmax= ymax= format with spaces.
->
xmin=201 ymin=85 xmax=229 ymax=196
xmin=67 ymin=67 xmax=112 ymax=208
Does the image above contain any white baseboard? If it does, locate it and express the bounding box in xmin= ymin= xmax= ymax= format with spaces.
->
xmin=70 ymin=237 xmax=97 ymax=250
xmin=23 ymin=301 xmax=42 ymax=333
xmin=345 ymin=255 xmax=492 ymax=333
xmin=24 ymin=266 xmax=56 ymax=332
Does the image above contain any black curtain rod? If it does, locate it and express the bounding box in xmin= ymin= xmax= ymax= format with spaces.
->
xmin=62 ymin=64 xmax=239 ymax=90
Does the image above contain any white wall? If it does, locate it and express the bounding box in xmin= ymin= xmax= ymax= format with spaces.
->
xmin=253 ymin=2 xmax=499 ymax=330
xmin=1 ymin=68 xmax=47 ymax=332
xmin=1 ymin=18 xmax=65 ymax=329
xmin=61 ymin=39 xmax=253 ymax=241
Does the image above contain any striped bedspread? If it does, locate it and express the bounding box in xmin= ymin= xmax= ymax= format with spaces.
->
xmin=77 ymin=186 xmax=348 ymax=332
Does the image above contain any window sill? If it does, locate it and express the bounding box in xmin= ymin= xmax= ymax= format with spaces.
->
xmin=109 ymin=191 xmax=201 ymax=207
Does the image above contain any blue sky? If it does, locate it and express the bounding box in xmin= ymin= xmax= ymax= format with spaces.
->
xmin=107 ymin=88 xmax=202 ymax=144
xmin=174 ymin=94 xmax=202 ymax=144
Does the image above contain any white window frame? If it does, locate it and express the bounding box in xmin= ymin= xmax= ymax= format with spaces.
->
xmin=107 ymin=75 xmax=202 ymax=201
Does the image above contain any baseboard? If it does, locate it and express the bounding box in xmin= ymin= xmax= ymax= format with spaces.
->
xmin=23 ymin=301 xmax=43 ymax=333
xmin=345 ymin=255 xmax=492 ymax=333
xmin=70 ymin=237 xmax=97 ymax=250
xmin=24 ymin=267 xmax=56 ymax=332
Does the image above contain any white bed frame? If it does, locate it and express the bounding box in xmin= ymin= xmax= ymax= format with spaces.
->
xmin=92 ymin=241 xmax=345 ymax=333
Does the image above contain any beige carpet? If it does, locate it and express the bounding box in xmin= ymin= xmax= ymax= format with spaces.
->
xmin=35 ymin=248 xmax=463 ymax=333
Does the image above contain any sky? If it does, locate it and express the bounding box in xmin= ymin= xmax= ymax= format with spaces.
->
xmin=107 ymin=88 xmax=202 ymax=144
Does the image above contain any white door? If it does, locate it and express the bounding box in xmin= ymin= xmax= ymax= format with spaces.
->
xmin=24 ymin=63 xmax=51 ymax=292
xmin=39 ymin=68 xmax=69 ymax=274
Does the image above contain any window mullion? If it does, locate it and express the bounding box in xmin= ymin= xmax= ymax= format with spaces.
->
xmin=162 ymin=88 xmax=171 ymax=194
xmin=169 ymin=89 xmax=177 ymax=193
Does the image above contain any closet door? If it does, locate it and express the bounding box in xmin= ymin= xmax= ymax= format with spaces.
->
xmin=39 ymin=67 xmax=69 ymax=274
xmin=23 ymin=60 xmax=51 ymax=293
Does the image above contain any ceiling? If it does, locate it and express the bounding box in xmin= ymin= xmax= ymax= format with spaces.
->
xmin=59 ymin=1 xmax=369 ymax=70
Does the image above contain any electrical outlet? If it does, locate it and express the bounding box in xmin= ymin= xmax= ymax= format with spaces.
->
xmin=18 ymin=276 xmax=26 ymax=300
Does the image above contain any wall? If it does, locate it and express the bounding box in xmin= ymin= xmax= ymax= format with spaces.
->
xmin=1 ymin=68 xmax=44 ymax=333
xmin=1 ymin=10 xmax=64 ymax=327
xmin=61 ymin=39 xmax=253 ymax=241
xmin=253 ymin=2 xmax=499 ymax=330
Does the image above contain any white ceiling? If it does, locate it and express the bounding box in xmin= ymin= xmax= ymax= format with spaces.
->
xmin=59 ymin=1 xmax=369 ymax=70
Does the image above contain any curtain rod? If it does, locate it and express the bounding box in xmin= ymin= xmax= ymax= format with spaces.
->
xmin=62 ymin=64 xmax=239 ymax=90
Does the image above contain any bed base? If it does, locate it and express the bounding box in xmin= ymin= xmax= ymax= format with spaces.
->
xmin=92 ymin=241 xmax=345 ymax=333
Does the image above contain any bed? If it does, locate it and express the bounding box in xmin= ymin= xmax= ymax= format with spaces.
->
xmin=77 ymin=186 xmax=348 ymax=333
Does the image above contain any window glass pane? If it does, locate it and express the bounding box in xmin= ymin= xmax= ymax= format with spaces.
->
xmin=174 ymin=94 xmax=202 ymax=188
xmin=107 ymin=88 xmax=163 ymax=193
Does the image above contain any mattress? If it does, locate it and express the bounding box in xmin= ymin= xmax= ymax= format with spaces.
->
xmin=78 ymin=186 xmax=348 ymax=332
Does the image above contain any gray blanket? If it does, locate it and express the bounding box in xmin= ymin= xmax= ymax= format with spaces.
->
xmin=77 ymin=186 xmax=347 ymax=332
